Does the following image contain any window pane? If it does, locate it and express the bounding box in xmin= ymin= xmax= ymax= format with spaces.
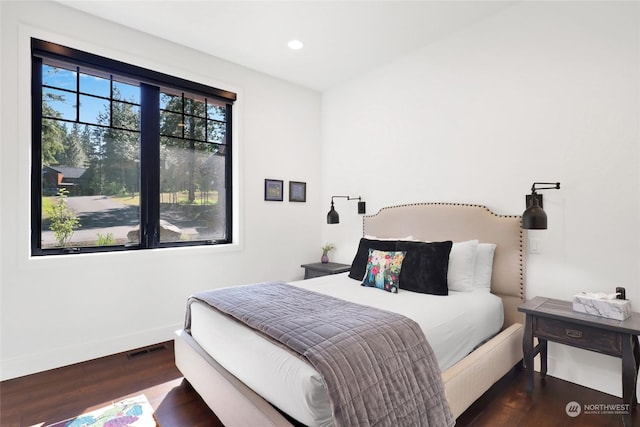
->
xmin=113 ymin=80 xmax=140 ymax=104
xmin=207 ymin=103 xmax=226 ymax=121
xmin=184 ymin=116 xmax=206 ymax=142
xmin=113 ymin=102 xmax=140 ymax=131
xmin=43 ymin=88 xmax=76 ymax=121
xmin=43 ymin=64 xmax=77 ymax=91
xmin=159 ymin=138 xmax=226 ymax=242
xmin=41 ymin=125 xmax=141 ymax=249
xmin=79 ymin=72 xmax=110 ymax=97
xmin=79 ymin=94 xmax=109 ymax=125
xmin=160 ymin=92 xmax=182 ymax=112
xmin=160 ymin=111 xmax=184 ymax=137
xmin=207 ymin=120 xmax=226 ymax=144
xmin=185 ymin=97 xmax=206 ymax=118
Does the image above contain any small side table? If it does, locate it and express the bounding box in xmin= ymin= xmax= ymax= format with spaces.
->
xmin=519 ymin=297 xmax=640 ymax=427
xmin=301 ymin=262 xmax=350 ymax=279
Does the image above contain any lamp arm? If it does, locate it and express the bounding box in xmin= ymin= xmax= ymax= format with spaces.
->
xmin=531 ymin=182 xmax=560 ymax=192
xmin=331 ymin=195 xmax=362 ymax=202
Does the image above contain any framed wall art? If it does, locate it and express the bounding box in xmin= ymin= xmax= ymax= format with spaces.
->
xmin=264 ymin=179 xmax=284 ymax=201
xmin=289 ymin=181 xmax=306 ymax=202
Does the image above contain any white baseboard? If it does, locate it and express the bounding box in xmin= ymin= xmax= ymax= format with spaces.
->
xmin=1 ymin=323 xmax=182 ymax=381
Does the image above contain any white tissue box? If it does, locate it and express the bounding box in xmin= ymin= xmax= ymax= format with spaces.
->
xmin=573 ymin=293 xmax=632 ymax=321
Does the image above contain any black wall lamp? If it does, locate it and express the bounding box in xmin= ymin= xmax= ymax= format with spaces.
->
xmin=327 ymin=196 xmax=366 ymax=224
xmin=522 ymin=182 xmax=561 ymax=230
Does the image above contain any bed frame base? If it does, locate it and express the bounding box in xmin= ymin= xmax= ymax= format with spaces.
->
xmin=442 ymin=323 xmax=523 ymax=418
xmin=175 ymin=329 xmax=293 ymax=427
xmin=175 ymin=323 xmax=523 ymax=425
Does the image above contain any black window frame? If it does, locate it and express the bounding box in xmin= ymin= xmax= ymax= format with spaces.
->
xmin=31 ymin=38 xmax=236 ymax=256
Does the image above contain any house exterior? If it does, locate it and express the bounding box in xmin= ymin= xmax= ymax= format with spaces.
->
xmin=42 ymin=165 xmax=90 ymax=196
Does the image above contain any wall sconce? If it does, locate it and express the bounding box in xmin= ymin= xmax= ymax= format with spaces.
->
xmin=522 ymin=182 xmax=561 ymax=229
xmin=327 ymin=196 xmax=366 ymax=224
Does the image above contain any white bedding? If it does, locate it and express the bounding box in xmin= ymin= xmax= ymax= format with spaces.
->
xmin=189 ymin=273 xmax=503 ymax=427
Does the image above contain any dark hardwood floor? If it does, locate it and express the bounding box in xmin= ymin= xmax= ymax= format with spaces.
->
xmin=1 ymin=340 xmax=637 ymax=427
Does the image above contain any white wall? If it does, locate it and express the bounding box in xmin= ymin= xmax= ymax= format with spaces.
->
xmin=0 ymin=1 xmax=322 ymax=380
xmin=322 ymin=1 xmax=640 ymax=397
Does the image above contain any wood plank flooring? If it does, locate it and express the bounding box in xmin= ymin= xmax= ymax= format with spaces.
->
xmin=1 ymin=340 xmax=637 ymax=426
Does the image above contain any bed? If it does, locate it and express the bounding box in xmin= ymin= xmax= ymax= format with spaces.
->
xmin=175 ymin=202 xmax=525 ymax=426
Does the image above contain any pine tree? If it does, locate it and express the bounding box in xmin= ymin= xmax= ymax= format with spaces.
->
xmin=41 ymin=100 xmax=66 ymax=166
xmin=61 ymin=123 xmax=87 ymax=167
xmin=93 ymin=88 xmax=140 ymax=195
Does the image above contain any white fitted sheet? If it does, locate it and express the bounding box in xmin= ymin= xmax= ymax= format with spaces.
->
xmin=190 ymin=273 xmax=503 ymax=427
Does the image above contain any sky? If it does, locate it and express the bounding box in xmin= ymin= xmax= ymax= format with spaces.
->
xmin=42 ymin=63 xmax=140 ymax=125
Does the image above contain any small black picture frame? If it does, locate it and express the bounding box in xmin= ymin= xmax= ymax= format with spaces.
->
xmin=289 ymin=181 xmax=306 ymax=202
xmin=264 ymin=179 xmax=284 ymax=201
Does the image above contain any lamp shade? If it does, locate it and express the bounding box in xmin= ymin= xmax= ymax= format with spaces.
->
xmin=522 ymin=196 xmax=547 ymax=229
xmin=521 ymin=182 xmax=560 ymax=230
xmin=327 ymin=204 xmax=339 ymax=224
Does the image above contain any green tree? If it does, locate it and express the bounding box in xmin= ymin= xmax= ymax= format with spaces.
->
xmin=41 ymin=101 xmax=66 ymax=166
xmin=60 ymin=123 xmax=87 ymax=167
xmin=87 ymin=124 xmax=107 ymax=194
xmin=93 ymin=88 xmax=140 ymax=195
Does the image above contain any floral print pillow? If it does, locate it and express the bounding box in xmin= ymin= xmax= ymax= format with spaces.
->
xmin=361 ymin=249 xmax=406 ymax=293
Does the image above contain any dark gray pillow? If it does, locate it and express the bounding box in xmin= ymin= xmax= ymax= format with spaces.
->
xmin=397 ymin=241 xmax=453 ymax=295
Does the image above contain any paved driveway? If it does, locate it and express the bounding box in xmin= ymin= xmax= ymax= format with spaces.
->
xmin=42 ymin=196 xmax=138 ymax=245
xmin=65 ymin=195 xmax=131 ymax=214
xmin=41 ymin=195 xmax=207 ymax=247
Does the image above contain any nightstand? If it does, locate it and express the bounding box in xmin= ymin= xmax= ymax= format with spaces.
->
xmin=519 ymin=297 xmax=640 ymax=427
xmin=300 ymin=262 xmax=350 ymax=279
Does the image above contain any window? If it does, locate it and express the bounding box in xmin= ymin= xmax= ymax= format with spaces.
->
xmin=31 ymin=39 xmax=236 ymax=255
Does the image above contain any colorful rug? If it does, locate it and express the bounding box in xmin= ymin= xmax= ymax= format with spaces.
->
xmin=46 ymin=394 xmax=157 ymax=427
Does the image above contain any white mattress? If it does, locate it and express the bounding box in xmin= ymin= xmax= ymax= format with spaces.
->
xmin=189 ymin=273 xmax=503 ymax=427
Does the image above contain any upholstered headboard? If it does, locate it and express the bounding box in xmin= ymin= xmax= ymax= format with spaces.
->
xmin=363 ymin=203 xmax=525 ymax=328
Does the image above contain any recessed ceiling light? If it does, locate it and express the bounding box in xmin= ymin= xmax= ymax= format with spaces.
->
xmin=287 ymin=39 xmax=304 ymax=50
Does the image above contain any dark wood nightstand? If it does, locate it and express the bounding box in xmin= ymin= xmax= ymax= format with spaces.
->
xmin=301 ymin=262 xmax=350 ymax=279
xmin=519 ymin=297 xmax=640 ymax=427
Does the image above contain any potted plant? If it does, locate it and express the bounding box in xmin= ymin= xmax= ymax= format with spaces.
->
xmin=321 ymin=243 xmax=335 ymax=263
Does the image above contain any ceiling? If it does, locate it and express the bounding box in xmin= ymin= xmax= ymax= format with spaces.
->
xmin=57 ymin=1 xmax=517 ymax=92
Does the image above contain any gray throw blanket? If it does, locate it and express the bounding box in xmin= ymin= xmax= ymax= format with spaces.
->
xmin=185 ymin=282 xmax=454 ymax=427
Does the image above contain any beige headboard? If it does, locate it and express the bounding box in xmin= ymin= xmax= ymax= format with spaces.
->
xmin=363 ymin=203 xmax=525 ymax=328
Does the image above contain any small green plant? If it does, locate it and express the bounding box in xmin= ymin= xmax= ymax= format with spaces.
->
xmin=96 ymin=232 xmax=115 ymax=246
xmin=322 ymin=243 xmax=336 ymax=255
xmin=48 ymin=188 xmax=81 ymax=248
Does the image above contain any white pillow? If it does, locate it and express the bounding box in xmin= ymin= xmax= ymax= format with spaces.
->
xmin=473 ymin=243 xmax=496 ymax=291
xmin=364 ymin=235 xmax=414 ymax=241
xmin=447 ymin=240 xmax=479 ymax=292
